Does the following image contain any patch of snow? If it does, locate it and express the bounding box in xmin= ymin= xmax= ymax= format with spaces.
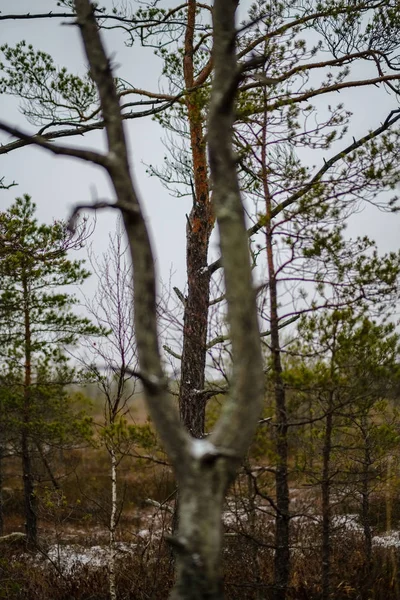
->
xmin=332 ymin=514 xmax=363 ymax=532
xmin=223 ymin=510 xmax=249 ymax=526
xmin=373 ymin=532 xmax=400 ymax=548
xmin=44 ymin=542 xmax=137 ymax=573
xmin=191 ymin=439 xmax=217 ymax=459
xmin=137 ymin=529 xmax=150 ymax=538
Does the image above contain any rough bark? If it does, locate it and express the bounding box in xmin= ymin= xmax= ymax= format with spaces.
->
xmin=179 ymin=0 xmax=214 ymax=438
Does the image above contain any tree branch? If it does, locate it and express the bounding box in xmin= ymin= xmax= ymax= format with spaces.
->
xmin=0 ymin=120 xmax=109 ymax=166
xmin=207 ymin=0 xmax=264 ymax=461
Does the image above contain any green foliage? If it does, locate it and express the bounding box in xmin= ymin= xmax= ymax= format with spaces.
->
xmin=0 ymin=195 xmax=102 ymax=450
xmin=0 ymin=195 xmax=102 ymax=362
xmin=286 ymin=308 xmax=400 ymax=491
xmin=0 ymin=42 xmax=98 ymax=125
xmin=128 ymin=420 xmax=159 ymax=452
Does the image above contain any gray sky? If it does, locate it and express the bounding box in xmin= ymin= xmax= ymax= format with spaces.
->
xmin=1 ymin=0 xmax=399 ymax=311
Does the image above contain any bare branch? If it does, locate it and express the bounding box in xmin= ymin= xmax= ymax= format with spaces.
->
xmin=206 ymin=314 xmax=300 ymax=350
xmin=163 ymin=345 xmax=182 ymax=361
xmin=0 ymin=120 xmax=109 ymax=166
xmin=239 ymin=74 xmax=400 ymax=117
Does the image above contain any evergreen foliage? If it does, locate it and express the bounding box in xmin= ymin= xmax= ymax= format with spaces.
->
xmin=0 ymin=195 xmax=101 ymax=544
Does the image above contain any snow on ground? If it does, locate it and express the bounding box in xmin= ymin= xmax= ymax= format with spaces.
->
xmin=372 ymin=532 xmax=400 ymax=548
xmin=23 ymin=509 xmax=400 ymax=575
xmin=43 ymin=542 xmax=136 ymax=573
xmin=332 ymin=514 xmax=364 ymax=532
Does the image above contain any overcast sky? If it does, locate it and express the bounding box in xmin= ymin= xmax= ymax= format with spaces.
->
xmin=1 ymin=0 xmax=399 ymax=308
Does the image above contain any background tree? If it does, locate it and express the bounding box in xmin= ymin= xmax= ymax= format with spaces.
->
xmin=0 ymin=195 xmax=100 ymax=546
xmin=81 ymin=225 xmax=139 ymax=600
xmin=290 ymin=309 xmax=400 ymax=598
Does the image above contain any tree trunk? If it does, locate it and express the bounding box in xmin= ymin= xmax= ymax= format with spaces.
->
xmin=361 ymin=416 xmax=372 ymax=569
xmin=109 ymin=446 xmax=118 ymax=600
xmin=321 ymin=401 xmax=333 ymax=600
xmin=170 ymin=465 xmax=226 ymax=600
xmin=179 ymin=0 xmax=213 ymax=439
xmin=21 ymin=431 xmax=36 ymax=546
xmin=245 ymin=458 xmax=262 ymax=598
xmin=262 ymin=110 xmax=290 ymax=600
xmin=36 ymin=442 xmax=60 ymax=490
xmin=22 ymin=275 xmax=37 ymax=547
xmin=273 ymin=372 xmax=290 ymax=600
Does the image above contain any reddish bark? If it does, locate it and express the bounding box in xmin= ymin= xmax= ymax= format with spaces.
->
xmin=179 ymin=0 xmax=214 ymax=438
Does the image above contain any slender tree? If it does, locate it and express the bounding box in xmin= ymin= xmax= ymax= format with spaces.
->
xmin=81 ymin=225 xmax=138 ymax=600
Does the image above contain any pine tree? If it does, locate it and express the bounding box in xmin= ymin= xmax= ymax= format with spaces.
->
xmin=0 ymin=195 xmax=100 ymax=546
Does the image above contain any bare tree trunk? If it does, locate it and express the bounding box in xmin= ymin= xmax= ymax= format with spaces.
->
xmin=321 ymin=401 xmax=333 ymax=600
xmin=170 ymin=467 xmax=227 ymax=600
xmin=109 ymin=447 xmax=117 ymax=600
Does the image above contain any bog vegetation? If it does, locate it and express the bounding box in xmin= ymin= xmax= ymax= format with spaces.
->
xmin=1 ymin=1 xmax=400 ymax=599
